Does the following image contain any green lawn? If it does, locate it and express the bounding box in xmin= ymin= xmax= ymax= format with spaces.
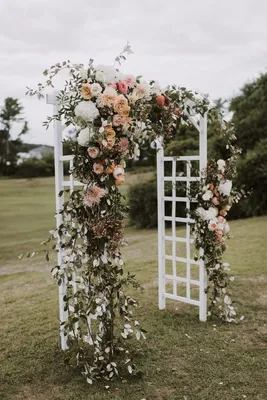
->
xmin=0 ymin=176 xmax=267 ymax=400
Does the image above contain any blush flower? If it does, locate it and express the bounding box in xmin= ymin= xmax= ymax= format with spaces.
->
xmin=84 ymin=185 xmax=106 ymax=207
xmin=208 ymin=221 xmax=217 ymax=231
xmin=119 ymin=137 xmax=129 ymax=152
xmin=117 ymin=81 xmax=128 ymax=94
xmin=93 ymin=163 xmax=104 ymax=174
xmin=212 ymin=197 xmax=219 ymax=206
xmin=156 ymin=95 xmax=165 ymax=105
xmin=216 ymin=230 xmax=223 ymax=239
xmin=87 ymin=147 xmax=100 ymax=159
xmin=113 ymin=165 xmax=125 ymax=185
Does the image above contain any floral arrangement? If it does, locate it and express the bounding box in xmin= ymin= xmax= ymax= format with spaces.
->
xmin=26 ymin=44 xmax=241 ymax=384
xmin=193 ymin=120 xmax=243 ymax=321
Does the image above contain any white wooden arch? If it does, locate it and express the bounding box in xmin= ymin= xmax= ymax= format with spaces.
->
xmin=47 ymin=94 xmax=208 ymax=350
xmin=157 ymin=103 xmax=207 ymax=321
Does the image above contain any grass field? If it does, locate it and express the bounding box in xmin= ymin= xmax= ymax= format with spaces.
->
xmin=1 ymin=176 xmax=267 ymax=400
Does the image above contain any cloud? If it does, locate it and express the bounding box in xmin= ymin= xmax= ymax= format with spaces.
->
xmin=0 ymin=0 xmax=266 ymax=144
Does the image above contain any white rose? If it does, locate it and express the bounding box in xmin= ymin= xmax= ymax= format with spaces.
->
xmin=218 ymin=180 xmax=232 ymax=197
xmin=75 ymin=101 xmax=100 ymax=122
xmin=77 ymin=127 xmax=92 ymax=147
xmin=217 ymin=159 xmax=226 ymax=171
xmin=95 ymin=70 xmax=106 ymax=83
xmin=90 ymin=83 xmax=102 ymax=97
xmin=202 ymin=190 xmax=213 ymax=201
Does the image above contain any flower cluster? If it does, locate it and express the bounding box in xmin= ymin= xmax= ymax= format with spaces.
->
xmin=192 ymin=123 xmax=242 ymax=322
xmin=26 ymin=45 xmax=238 ymax=384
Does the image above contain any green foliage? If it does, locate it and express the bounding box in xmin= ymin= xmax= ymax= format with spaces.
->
xmin=228 ymin=73 xmax=267 ymax=217
xmin=230 ymin=138 xmax=267 ymax=218
xmin=15 ymin=153 xmax=55 ymax=178
xmin=230 ymin=73 xmax=267 ymax=152
xmin=128 ymin=178 xmax=158 ymax=228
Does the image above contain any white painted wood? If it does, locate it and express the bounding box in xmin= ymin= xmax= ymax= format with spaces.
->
xmin=156 ymin=139 xmax=166 ymax=310
xmin=157 ymin=105 xmax=208 ymax=321
xmin=47 ymin=93 xmax=69 ymax=350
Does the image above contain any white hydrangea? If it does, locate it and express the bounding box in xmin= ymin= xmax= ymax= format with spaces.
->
xmin=96 ymin=64 xmax=124 ymax=83
xmin=77 ymin=127 xmax=93 ymax=147
xmin=75 ymin=101 xmax=99 ymax=122
xmin=218 ymin=180 xmax=232 ymax=197
xmin=196 ymin=207 xmax=217 ymax=221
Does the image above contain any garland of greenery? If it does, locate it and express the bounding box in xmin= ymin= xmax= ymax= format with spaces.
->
xmin=25 ymin=45 xmax=242 ymax=383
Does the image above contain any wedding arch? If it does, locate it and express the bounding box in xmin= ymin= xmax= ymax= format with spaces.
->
xmin=26 ymin=46 xmax=241 ymax=384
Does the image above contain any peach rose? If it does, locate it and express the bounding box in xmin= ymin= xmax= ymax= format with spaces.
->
xmin=117 ymin=81 xmax=128 ymax=94
xmin=220 ymin=209 xmax=227 ymax=217
xmin=105 ymin=162 xmax=115 ymax=174
xmin=209 ymin=183 xmax=214 ymax=191
xmin=80 ymin=83 xmax=92 ymax=100
xmin=114 ymin=95 xmax=130 ymax=116
xmin=156 ymin=95 xmax=165 ymax=105
xmin=105 ymin=127 xmax=116 ymax=139
xmin=93 ymin=163 xmax=104 ymax=174
xmin=115 ymin=174 xmax=125 ymax=185
xmin=87 ymin=147 xmax=100 ymax=159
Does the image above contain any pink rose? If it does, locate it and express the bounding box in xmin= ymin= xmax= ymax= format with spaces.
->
xmin=216 ymin=230 xmax=223 ymax=239
xmin=119 ymin=137 xmax=129 ymax=152
xmin=208 ymin=221 xmax=217 ymax=231
xmin=117 ymin=81 xmax=128 ymax=94
xmin=217 ymin=216 xmax=225 ymax=223
xmin=212 ymin=197 xmax=219 ymax=206
xmin=87 ymin=147 xmax=100 ymax=159
xmin=156 ymin=95 xmax=165 ymax=105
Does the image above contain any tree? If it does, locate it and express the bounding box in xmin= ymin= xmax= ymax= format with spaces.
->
xmin=0 ymin=97 xmax=29 ymax=175
xmin=230 ymin=73 xmax=267 ymax=152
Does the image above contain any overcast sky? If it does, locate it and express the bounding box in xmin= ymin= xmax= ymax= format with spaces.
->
xmin=1 ymin=0 xmax=267 ymax=145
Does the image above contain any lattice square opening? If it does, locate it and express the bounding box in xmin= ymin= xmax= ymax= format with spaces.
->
xmin=175 ymin=261 xmax=187 ymax=278
xmin=176 ymin=281 xmax=187 ymax=298
xmin=190 ymin=285 xmax=200 ymax=302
